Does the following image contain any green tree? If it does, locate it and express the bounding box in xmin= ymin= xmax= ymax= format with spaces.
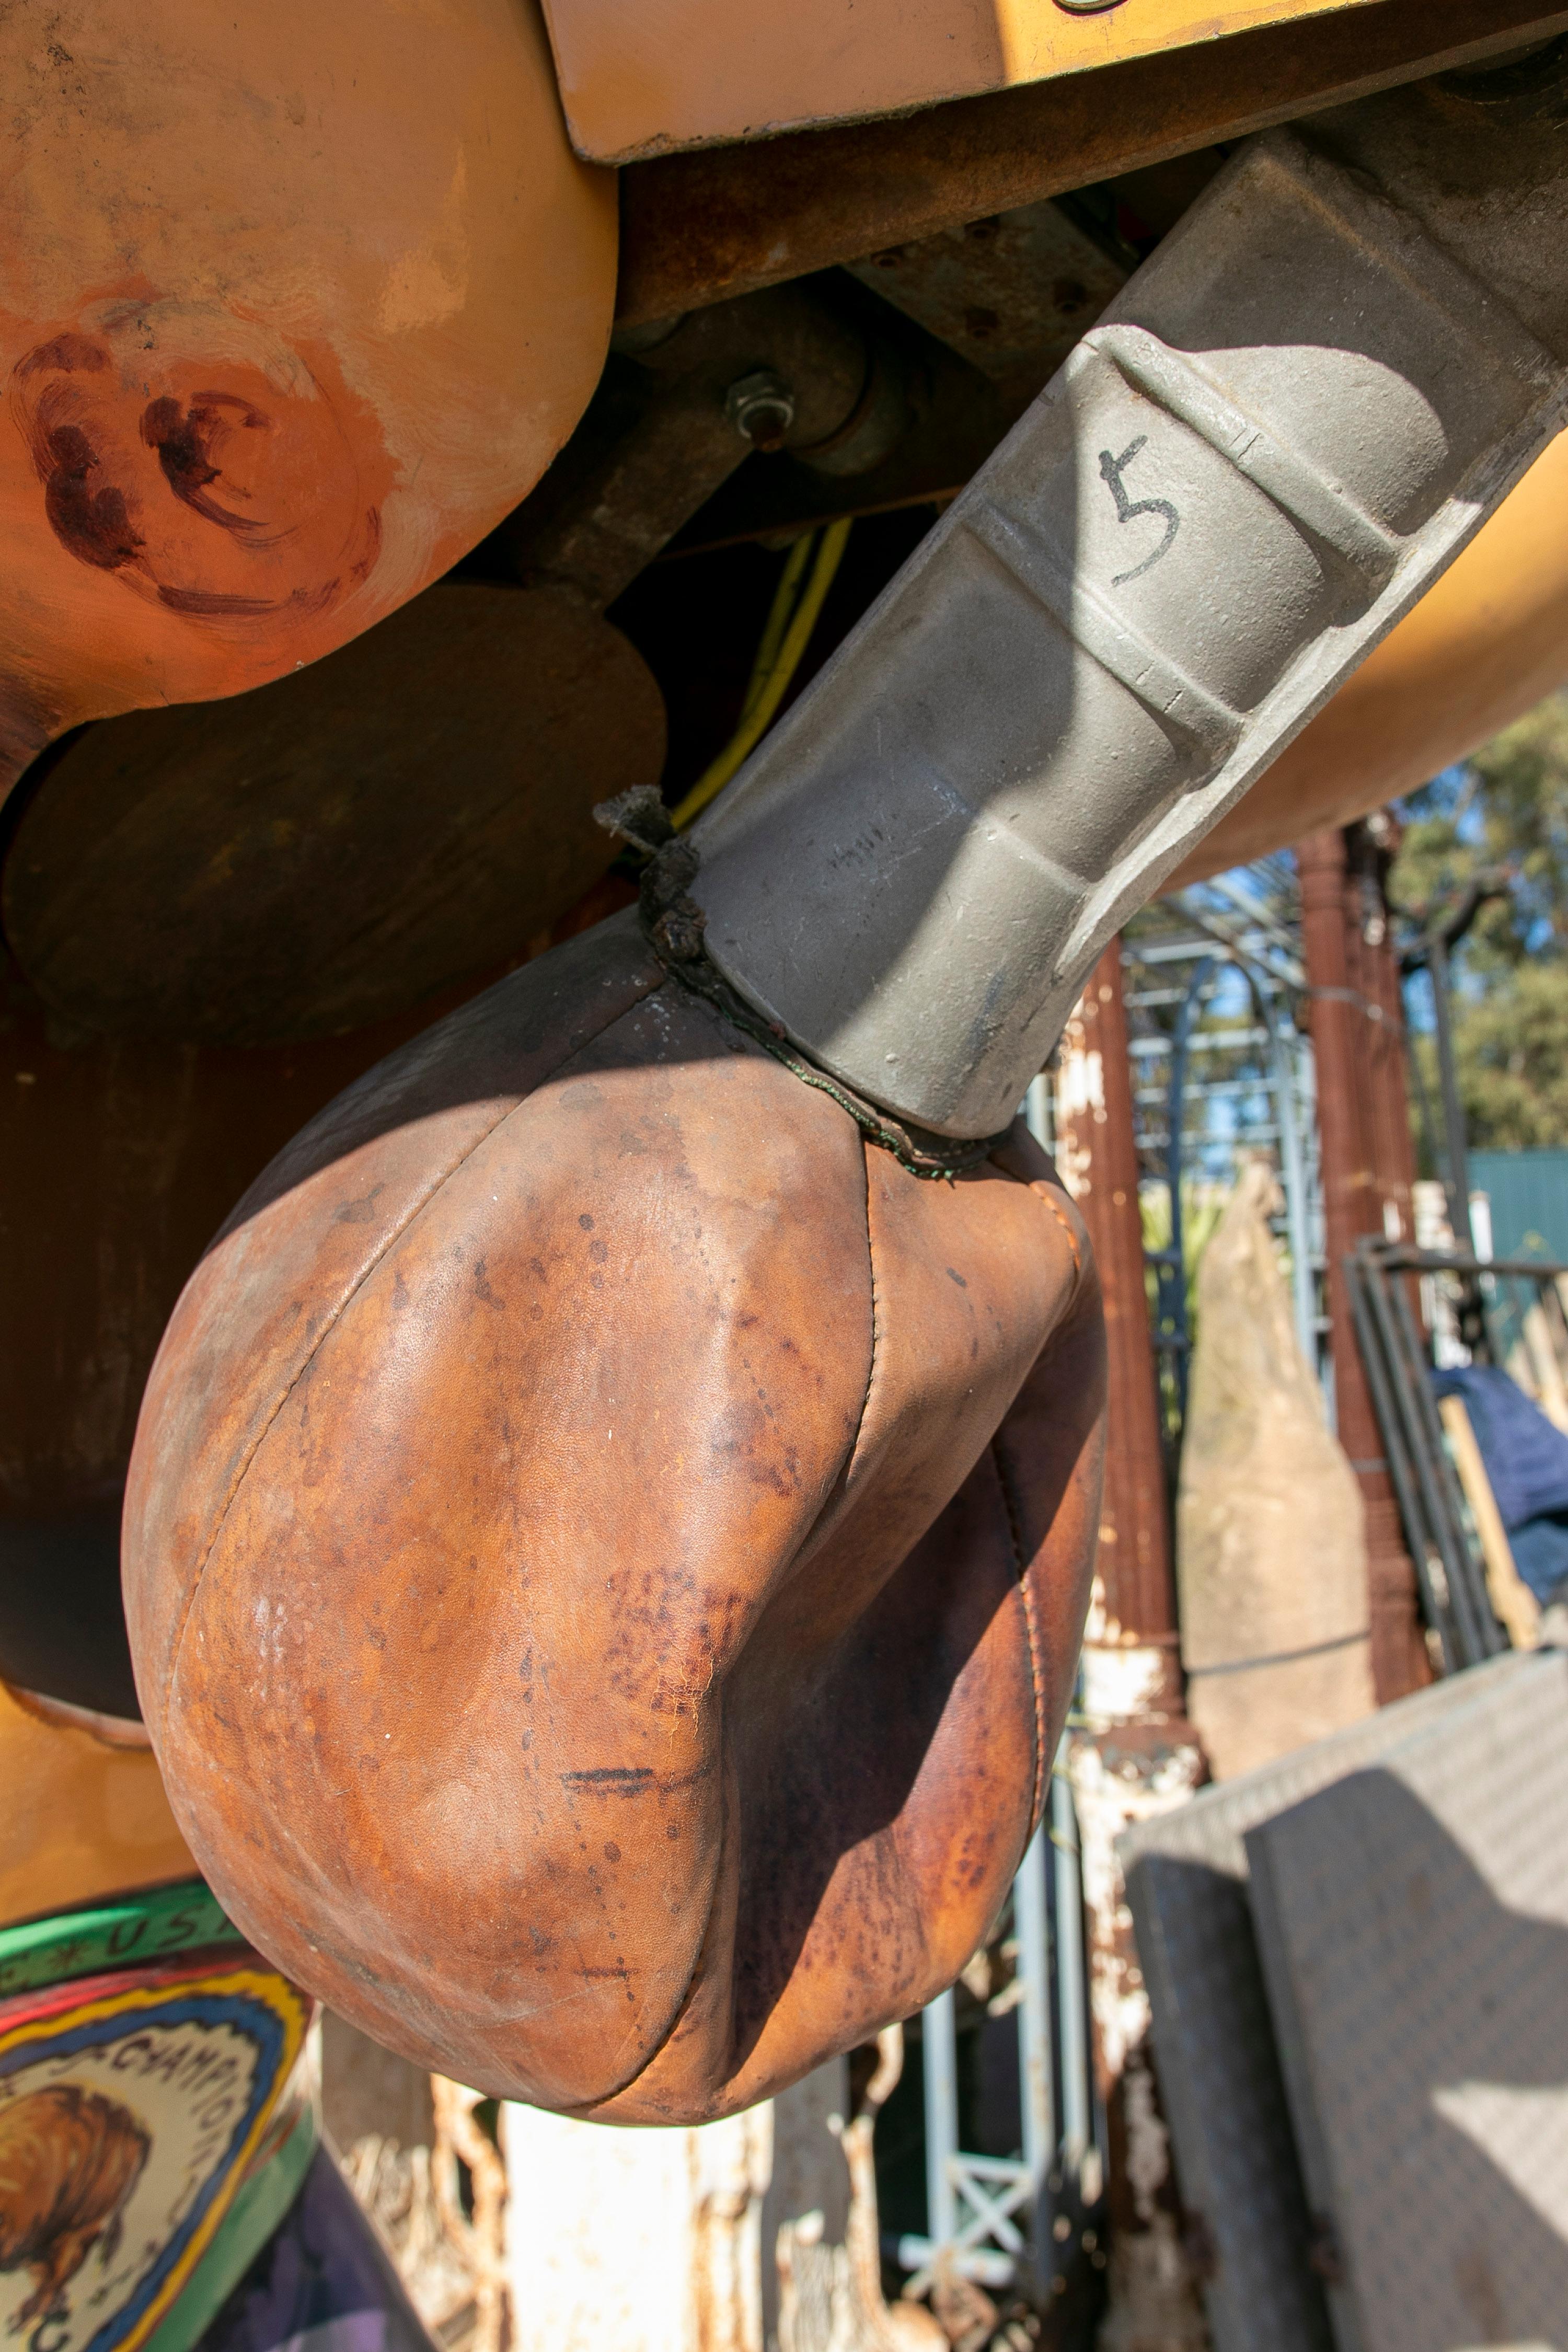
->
xmin=1392 ymin=691 xmax=1568 ymax=1152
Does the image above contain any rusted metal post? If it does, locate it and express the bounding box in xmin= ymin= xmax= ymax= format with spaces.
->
xmin=1053 ymin=941 xmax=1206 ymax=2352
xmin=1345 ymin=815 xmax=1420 ymax=1252
xmin=1056 ymin=944 xmax=1177 ymax=1651
xmin=1298 ymin=827 xmax=1429 ymax=1701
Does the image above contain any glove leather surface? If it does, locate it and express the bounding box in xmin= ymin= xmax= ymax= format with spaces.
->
xmin=124 ymin=913 xmax=1104 ymax=2120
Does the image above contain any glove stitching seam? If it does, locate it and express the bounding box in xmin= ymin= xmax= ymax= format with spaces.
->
xmin=840 ymin=1142 xmax=881 ymax=1490
xmin=991 ymin=1436 xmax=1047 ymax=1839
xmin=161 ymin=970 xmax=665 ymax=1703
xmin=1041 ymin=1191 xmax=1086 ymax=1298
xmin=593 ymin=793 xmax=1008 ymax=1179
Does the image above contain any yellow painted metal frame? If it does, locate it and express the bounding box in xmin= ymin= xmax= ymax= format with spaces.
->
xmin=0 ymin=1681 xmax=193 ymax=1932
xmin=541 ymin=0 xmax=1385 ymax=162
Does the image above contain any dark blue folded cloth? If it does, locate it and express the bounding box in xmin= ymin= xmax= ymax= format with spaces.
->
xmin=1504 ymin=1513 xmax=1568 ymax=1608
xmin=1431 ymin=1364 xmax=1568 ymax=1605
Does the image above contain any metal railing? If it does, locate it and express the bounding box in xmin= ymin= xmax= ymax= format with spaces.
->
xmin=1346 ymin=1240 xmax=1568 ymax=1671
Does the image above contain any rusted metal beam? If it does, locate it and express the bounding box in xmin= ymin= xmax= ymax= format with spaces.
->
xmin=1354 ymin=828 xmax=1435 ymax=1702
xmin=1055 ymin=944 xmax=1177 ymax=1664
xmin=1052 ymin=943 xmax=1208 ymax=2342
xmin=1347 ymin=817 xmax=1420 ymax=1273
xmin=617 ymin=0 xmax=1568 ymax=324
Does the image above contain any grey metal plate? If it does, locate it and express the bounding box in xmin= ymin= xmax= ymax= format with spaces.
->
xmin=1247 ymin=1649 xmax=1568 ymax=2352
xmin=1120 ymin=1654 xmax=1537 ymax=2352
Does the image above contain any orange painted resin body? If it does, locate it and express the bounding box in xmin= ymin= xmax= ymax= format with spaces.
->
xmin=0 ymin=0 xmax=615 ymax=785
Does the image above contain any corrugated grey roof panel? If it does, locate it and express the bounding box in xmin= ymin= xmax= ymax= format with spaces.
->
xmin=1246 ymin=1647 xmax=1568 ymax=2352
xmin=1119 ymin=1653 xmax=1538 ymax=2352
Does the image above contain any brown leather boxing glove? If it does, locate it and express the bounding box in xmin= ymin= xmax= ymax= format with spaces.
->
xmin=120 ymin=84 xmax=1568 ymax=2129
xmin=123 ymin=913 xmax=1103 ymax=2121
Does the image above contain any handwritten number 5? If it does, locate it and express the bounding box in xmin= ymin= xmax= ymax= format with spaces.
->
xmin=1098 ymin=435 xmax=1179 ymax=585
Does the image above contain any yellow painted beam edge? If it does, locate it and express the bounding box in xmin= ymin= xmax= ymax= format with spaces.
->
xmin=545 ymin=0 xmax=1386 ymax=164
xmin=995 ymin=0 xmax=1379 ymax=95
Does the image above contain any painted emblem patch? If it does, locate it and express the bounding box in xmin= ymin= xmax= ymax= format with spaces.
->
xmin=0 ymin=1956 xmax=309 ymax=2352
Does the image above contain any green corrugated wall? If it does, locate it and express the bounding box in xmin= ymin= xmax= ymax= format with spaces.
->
xmin=1470 ymin=1149 xmax=1568 ymax=1264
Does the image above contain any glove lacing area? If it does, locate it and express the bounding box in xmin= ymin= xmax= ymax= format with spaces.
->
xmin=594 ymin=788 xmax=1009 ymax=1184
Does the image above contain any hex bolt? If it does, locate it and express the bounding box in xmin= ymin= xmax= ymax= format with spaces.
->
xmin=725 ymin=368 xmax=797 ymax=452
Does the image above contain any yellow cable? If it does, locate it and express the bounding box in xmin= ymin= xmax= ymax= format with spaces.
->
xmin=740 ymin=531 xmax=817 ymax=724
xmin=671 ymin=518 xmax=852 ymax=832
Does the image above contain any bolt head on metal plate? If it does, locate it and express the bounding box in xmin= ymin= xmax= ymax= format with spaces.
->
xmin=726 ymin=368 xmax=797 ymax=451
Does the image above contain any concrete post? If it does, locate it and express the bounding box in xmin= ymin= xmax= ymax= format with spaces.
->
xmin=502 ymin=2056 xmax=938 ymax=2352
xmin=503 ymin=2094 xmax=776 ymax=2352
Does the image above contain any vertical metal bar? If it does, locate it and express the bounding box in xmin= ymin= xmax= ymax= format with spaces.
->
xmin=1541 ymin=1271 xmax=1568 ymax=1377
xmin=1297 ymin=1021 xmax=1333 ymax=1420
xmin=1402 ymin=970 xmax=1447 ymax=1211
xmin=1274 ymin=1027 xmax=1318 ymax=1369
xmin=1012 ymin=1828 xmax=1053 ymax=2184
xmin=1301 ymin=826 xmax=1427 ymax=1700
xmin=1468 ymin=1195 xmax=1505 ymax=1369
xmin=1241 ymin=955 xmax=1317 ymax=1369
xmin=1344 ymin=1253 xmax=1457 ymax=1674
xmin=1386 ymin=1269 xmax=1505 ymax=1659
xmin=923 ymin=1987 xmax=960 ymax=2252
xmin=1359 ymin=1250 xmax=1479 ymax=1662
xmin=1051 ymin=1753 xmax=1090 ymax=2173
xmin=1370 ymin=1250 xmax=1493 ymax=1665
xmin=1428 ymin=935 xmax=1475 ymax=1253
xmin=1379 ymin=1263 xmax=1487 ymax=1661
xmin=1165 ymin=955 xmax=1217 ymax=1431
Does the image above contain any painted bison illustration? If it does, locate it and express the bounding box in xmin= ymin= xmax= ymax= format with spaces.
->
xmin=0 ymin=2085 xmax=150 ymax=2330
